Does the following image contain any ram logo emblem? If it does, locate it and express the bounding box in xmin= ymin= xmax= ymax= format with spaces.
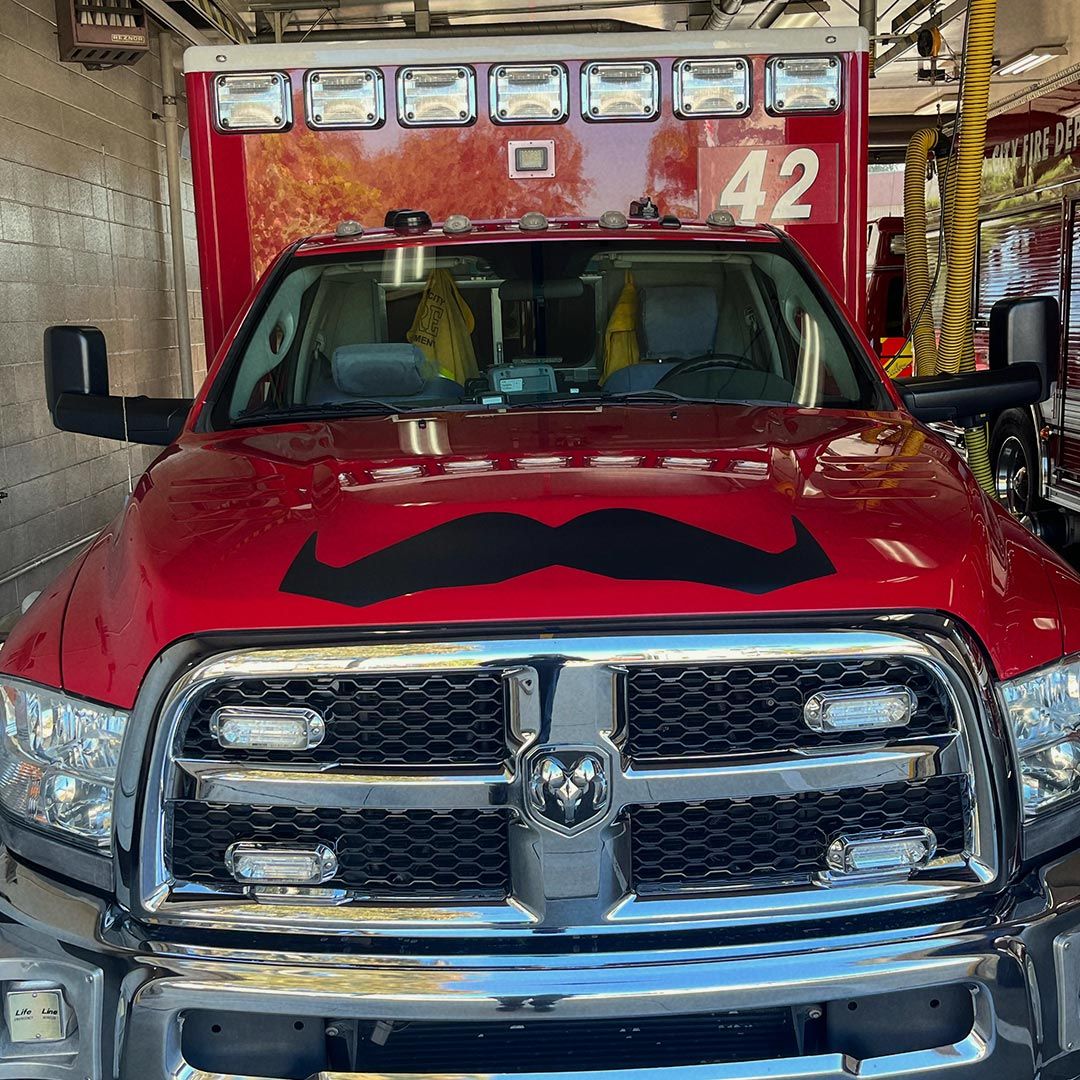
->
xmin=526 ymin=750 xmax=609 ymax=834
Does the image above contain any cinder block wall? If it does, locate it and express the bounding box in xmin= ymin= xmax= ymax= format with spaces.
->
xmin=0 ymin=9 xmax=204 ymax=624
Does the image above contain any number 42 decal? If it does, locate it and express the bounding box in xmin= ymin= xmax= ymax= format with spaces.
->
xmin=717 ymin=148 xmax=825 ymax=223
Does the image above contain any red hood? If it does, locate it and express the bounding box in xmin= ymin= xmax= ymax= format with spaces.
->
xmin=5 ymin=405 xmax=1076 ymax=707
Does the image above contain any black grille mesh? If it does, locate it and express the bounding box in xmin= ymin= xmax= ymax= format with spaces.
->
xmin=626 ymin=657 xmax=954 ymax=761
xmin=630 ymin=776 xmax=967 ymax=891
xmin=178 ymin=670 xmax=507 ymax=765
xmin=168 ymin=802 xmax=510 ymax=898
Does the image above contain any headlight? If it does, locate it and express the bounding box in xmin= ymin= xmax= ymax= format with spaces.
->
xmin=1001 ymin=655 xmax=1080 ymax=819
xmin=0 ymin=679 xmax=128 ymax=849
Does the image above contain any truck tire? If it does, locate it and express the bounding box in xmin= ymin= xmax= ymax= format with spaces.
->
xmin=990 ymin=409 xmax=1043 ymax=529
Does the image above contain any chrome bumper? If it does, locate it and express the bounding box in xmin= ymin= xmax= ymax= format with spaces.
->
xmin=0 ymin=850 xmax=1075 ymax=1080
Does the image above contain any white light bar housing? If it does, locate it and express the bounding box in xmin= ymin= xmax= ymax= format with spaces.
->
xmin=825 ymin=828 xmax=937 ymax=878
xmin=803 ymin=686 xmax=915 ymax=733
xmin=226 ymin=842 xmax=339 ymax=885
xmin=491 ymin=64 xmax=569 ymax=123
xmin=674 ymin=58 xmax=751 ymax=118
xmin=582 ymin=61 xmax=660 ymax=122
xmin=214 ymin=72 xmax=291 ymax=132
xmin=766 ymin=55 xmax=841 ymax=113
xmin=398 ymin=66 xmax=476 ymax=126
xmin=305 ymin=68 xmax=384 ymax=129
xmin=210 ymin=706 xmax=326 ymax=751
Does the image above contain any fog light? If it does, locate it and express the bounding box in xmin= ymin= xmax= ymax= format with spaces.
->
xmin=5 ymin=987 xmax=67 ymax=1043
xmin=826 ymin=827 xmax=937 ymax=876
xmin=804 ymin=687 xmax=914 ymax=733
xmin=210 ymin=707 xmax=326 ymax=751
xmin=226 ymin=843 xmax=339 ymax=885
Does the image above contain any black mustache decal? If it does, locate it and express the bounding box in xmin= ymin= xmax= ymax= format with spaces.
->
xmin=281 ymin=509 xmax=835 ymax=609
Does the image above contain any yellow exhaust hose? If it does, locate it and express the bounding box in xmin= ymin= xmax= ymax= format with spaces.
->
xmin=938 ymin=0 xmax=997 ymax=493
xmin=903 ymin=127 xmax=940 ymax=378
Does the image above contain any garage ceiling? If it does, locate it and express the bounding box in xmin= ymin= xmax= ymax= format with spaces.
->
xmin=199 ymin=0 xmax=1079 ymax=125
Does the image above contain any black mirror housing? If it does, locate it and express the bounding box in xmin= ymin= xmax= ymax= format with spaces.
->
xmin=43 ymin=325 xmax=193 ymax=446
xmin=44 ymin=325 xmax=109 ymax=411
xmin=897 ymin=363 xmax=1046 ymax=425
xmin=989 ymin=295 xmax=1059 ymax=396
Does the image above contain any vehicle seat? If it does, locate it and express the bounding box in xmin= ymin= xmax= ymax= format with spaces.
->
xmin=309 ymin=344 xmax=465 ymax=405
xmin=640 ymin=285 xmax=720 ymax=360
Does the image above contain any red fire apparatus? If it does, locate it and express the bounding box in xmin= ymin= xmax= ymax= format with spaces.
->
xmin=1 ymin=28 xmax=1080 ymax=1080
xmin=867 ymin=89 xmax=1080 ymax=536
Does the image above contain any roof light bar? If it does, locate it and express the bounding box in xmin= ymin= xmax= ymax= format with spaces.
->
xmin=305 ymin=68 xmax=384 ymax=129
xmin=582 ymin=61 xmax=660 ymax=122
xmin=492 ymin=64 xmax=569 ymax=123
xmin=398 ymin=66 xmax=476 ymax=126
xmin=214 ymin=73 xmax=291 ymax=132
xmin=766 ymin=55 xmax=841 ymax=113
xmin=674 ymin=58 xmax=750 ymax=118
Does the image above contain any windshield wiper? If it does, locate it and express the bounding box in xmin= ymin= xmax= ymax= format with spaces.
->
xmin=233 ymin=399 xmax=413 ymax=425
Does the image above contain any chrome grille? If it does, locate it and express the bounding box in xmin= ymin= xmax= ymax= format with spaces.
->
xmin=626 ymin=656 xmax=953 ymax=761
xmin=630 ymin=775 xmax=969 ymax=892
xmin=141 ymin=629 xmax=995 ymax=936
xmin=169 ymin=803 xmax=511 ymax=898
xmin=179 ymin=670 xmax=508 ymax=765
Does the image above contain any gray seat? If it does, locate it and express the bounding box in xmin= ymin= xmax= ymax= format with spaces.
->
xmin=308 ymin=343 xmax=464 ymax=405
xmin=640 ymin=285 xmax=719 ymax=361
xmin=602 ymin=285 xmax=720 ymax=395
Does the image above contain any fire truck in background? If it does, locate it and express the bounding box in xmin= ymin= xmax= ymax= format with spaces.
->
xmin=868 ymin=91 xmax=1080 ymax=537
xmin=5 ymin=25 xmax=1080 ymax=1080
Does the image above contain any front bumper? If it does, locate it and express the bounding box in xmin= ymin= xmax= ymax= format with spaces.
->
xmin=4 ymin=848 xmax=1080 ymax=1080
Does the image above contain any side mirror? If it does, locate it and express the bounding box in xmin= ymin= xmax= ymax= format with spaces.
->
xmin=897 ymin=363 xmax=1046 ymax=424
xmin=44 ymin=326 xmax=193 ymax=446
xmin=989 ymin=295 xmax=1059 ymax=396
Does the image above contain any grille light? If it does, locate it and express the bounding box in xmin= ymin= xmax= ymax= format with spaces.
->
xmin=226 ymin=842 xmax=339 ymax=885
xmin=826 ymin=828 xmax=937 ymax=876
xmin=492 ymin=64 xmax=569 ymax=123
xmin=804 ymin=687 xmax=914 ymax=733
xmin=766 ymin=56 xmax=841 ymax=113
xmin=582 ymin=62 xmax=660 ymax=121
xmin=214 ymin=73 xmax=291 ymax=131
xmin=674 ymin=58 xmax=750 ymax=118
xmin=305 ymin=69 xmax=384 ymax=129
xmin=210 ymin=706 xmax=326 ymax=751
xmin=398 ymin=66 xmax=476 ymax=126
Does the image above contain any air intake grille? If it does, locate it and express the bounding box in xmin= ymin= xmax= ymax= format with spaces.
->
xmin=630 ymin=776 xmax=968 ymax=892
xmin=178 ymin=670 xmax=508 ymax=765
xmin=626 ymin=656 xmax=953 ymax=762
xmin=168 ymin=802 xmax=511 ymax=899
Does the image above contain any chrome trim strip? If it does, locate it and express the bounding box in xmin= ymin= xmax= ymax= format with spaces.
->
xmin=134 ymin=628 xmax=995 ymax=936
xmin=180 ymin=762 xmax=514 ymax=810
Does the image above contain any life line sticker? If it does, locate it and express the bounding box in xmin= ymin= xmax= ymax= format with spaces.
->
xmin=699 ymin=145 xmax=839 ymax=226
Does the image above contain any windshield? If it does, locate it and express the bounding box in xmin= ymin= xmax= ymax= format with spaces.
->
xmin=216 ymin=238 xmax=889 ymax=424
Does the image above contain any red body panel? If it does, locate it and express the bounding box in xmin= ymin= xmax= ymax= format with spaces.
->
xmin=2 ymin=402 xmax=1069 ymax=708
xmin=186 ymin=47 xmax=868 ymax=358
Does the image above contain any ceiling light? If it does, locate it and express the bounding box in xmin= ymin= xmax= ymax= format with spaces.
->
xmin=773 ymin=0 xmax=829 ymax=28
xmin=996 ymin=46 xmax=1067 ymax=78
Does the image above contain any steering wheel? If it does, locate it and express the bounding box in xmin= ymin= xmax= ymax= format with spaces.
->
xmin=655 ymin=353 xmax=755 ymax=390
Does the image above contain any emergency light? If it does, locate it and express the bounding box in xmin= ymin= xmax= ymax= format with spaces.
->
xmin=210 ymin=706 xmax=326 ymax=751
xmin=305 ymin=69 xmax=384 ymax=129
xmin=214 ymin=73 xmax=291 ymax=132
xmin=226 ymin=842 xmax=339 ymax=885
xmin=766 ymin=56 xmax=841 ymax=113
xmin=825 ymin=828 xmax=937 ymax=877
xmin=582 ymin=62 xmax=660 ymax=121
xmin=803 ymin=687 xmax=914 ymax=732
xmin=398 ymin=66 xmax=476 ymax=126
xmin=491 ymin=64 xmax=569 ymax=123
xmin=673 ymin=58 xmax=750 ymax=117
